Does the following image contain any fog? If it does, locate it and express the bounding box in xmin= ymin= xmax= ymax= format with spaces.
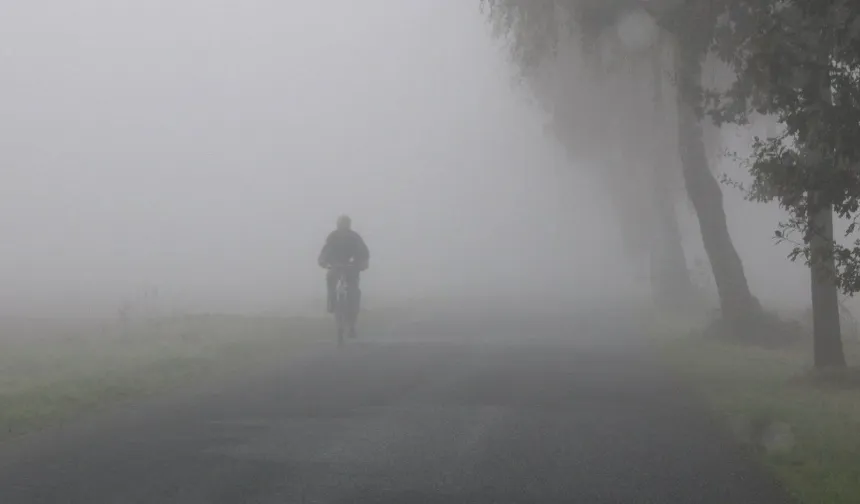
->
xmin=0 ymin=0 xmax=822 ymax=320
xmin=1 ymin=0 xmax=638 ymax=318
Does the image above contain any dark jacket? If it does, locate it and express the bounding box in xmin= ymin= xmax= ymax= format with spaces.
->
xmin=318 ymin=229 xmax=370 ymax=267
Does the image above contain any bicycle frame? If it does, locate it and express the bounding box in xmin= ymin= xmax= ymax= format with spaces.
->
xmin=330 ymin=264 xmax=356 ymax=345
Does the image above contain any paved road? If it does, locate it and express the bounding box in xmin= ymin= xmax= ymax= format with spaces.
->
xmin=0 ymin=310 xmax=790 ymax=503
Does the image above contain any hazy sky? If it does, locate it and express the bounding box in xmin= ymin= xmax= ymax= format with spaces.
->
xmin=0 ymin=0 xmax=823 ymax=318
xmin=1 ymin=0 xmax=629 ymax=315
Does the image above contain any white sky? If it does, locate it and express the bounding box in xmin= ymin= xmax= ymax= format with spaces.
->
xmin=0 ymin=0 xmax=627 ymax=315
xmin=0 ymin=0 xmax=822 ymax=317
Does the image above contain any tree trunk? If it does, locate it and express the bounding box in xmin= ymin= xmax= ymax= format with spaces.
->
xmin=649 ymin=183 xmax=695 ymax=309
xmin=674 ymin=46 xmax=761 ymax=329
xmin=649 ymin=35 xmax=695 ymax=310
xmin=809 ymin=198 xmax=846 ymax=368
xmin=808 ymin=64 xmax=846 ymax=368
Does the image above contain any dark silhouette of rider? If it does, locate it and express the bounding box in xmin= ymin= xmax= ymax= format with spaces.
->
xmin=317 ymin=215 xmax=369 ymax=314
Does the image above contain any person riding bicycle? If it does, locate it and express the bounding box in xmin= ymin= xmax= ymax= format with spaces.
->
xmin=317 ymin=215 xmax=369 ymax=315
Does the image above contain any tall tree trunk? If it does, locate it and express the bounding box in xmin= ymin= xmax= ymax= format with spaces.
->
xmin=650 ymin=35 xmax=695 ymax=310
xmin=674 ymin=45 xmax=761 ymax=329
xmin=649 ymin=188 xmax=695 ymax=308
xmin=582 ymin=150 xmax=691 ymax=303
xmin=809 ymin=198 xmax=846 ymax=368
xmin=808 ymin=67 xmax=845 ymax=368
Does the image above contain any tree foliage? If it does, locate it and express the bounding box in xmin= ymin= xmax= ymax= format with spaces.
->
xmin=483 ymin=0 xmax=684 ymax=257
xmin=483 ymin=0 xmax=766 ymax=325
xmin=710 ymin=0 xmax=860 ymax=294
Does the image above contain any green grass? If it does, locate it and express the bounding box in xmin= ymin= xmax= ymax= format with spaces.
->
xmin=0 ymin=314 xmax=331 ymax=441
xmin=655 ymin=316 xmax=860 ymax=504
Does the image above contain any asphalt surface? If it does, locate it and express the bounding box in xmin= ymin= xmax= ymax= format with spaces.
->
xmin=0 ymin=310 xmax=791 ymax=503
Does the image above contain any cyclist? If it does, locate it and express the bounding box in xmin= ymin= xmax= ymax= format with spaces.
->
xmin=317 ymin=215 xmax=370 ymax=316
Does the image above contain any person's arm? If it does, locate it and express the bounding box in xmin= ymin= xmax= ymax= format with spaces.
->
xmin=318 ymin=233 xmax=333 ymax=268
xmin=356 ymin=235 xmax=370 ymax=270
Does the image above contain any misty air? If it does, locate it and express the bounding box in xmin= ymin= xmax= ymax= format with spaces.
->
xmin=0 ymin=0 xmax=857 ymax=502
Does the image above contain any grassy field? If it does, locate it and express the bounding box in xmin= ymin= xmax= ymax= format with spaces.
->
xmin=654 ymin=315 xmax=860 ymax=504
xmin=0 ymin=314 xmax=336 ymax=441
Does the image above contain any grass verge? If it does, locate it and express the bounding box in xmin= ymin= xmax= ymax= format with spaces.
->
xmin=654 ymin=316 xmax=860 ymax=504
xmin=0 ymin=314 xmax=331 ymax=442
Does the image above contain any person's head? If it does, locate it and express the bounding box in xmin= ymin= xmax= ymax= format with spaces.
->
xmin=336 ymin=214 xmax=352 ymax=231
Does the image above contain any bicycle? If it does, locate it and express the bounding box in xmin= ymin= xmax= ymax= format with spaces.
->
xmin=327 ymin=263 xmax=358 ymax=346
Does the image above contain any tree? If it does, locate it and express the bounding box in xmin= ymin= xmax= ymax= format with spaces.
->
xmin=482 ymin=0 xmax=762 ymax=328
xmin=709 ymin=0 xmax=857 ymax=367
xmin=518 ymin=9 xmax=696 ymax=309
xmin=648 ymin=36 xmax=698 ymax=307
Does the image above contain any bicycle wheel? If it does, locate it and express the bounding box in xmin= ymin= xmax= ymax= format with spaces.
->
xmin=335 ymin=312 xmax=345 ymax=346
xmin=334 ymin=283 xmax=348 ymax=346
